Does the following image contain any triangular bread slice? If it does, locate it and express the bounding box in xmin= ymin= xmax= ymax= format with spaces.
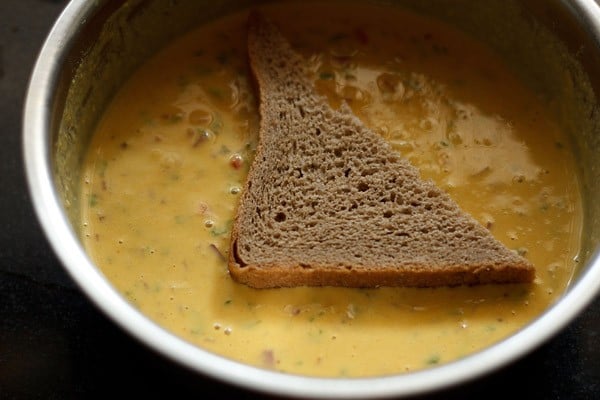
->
xmin=228 ymin=13 xmax=534 ymax=288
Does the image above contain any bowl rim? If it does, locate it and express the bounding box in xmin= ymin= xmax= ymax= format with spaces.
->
xmin=22 ymin=0 xmax=600 ymax=398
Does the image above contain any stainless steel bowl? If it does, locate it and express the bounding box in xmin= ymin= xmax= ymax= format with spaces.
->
xmin=23 ymin=0 xmax=600 ymax=398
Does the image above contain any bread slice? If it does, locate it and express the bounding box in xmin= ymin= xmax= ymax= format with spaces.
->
xmin=228 ymin=13 xmax=535 ymax=288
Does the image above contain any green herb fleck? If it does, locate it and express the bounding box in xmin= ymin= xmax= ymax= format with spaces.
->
xmin=319 ymin=71 xmax=335 ymax=80
xmin=208 ymin=87 xmax=224 ymax=100
xmin=218 ymin=145 xmax=231 ymax=155
xmin=406 ymin=76 xmax=424 ymax=91
xmin=516 ymin=247 xmax=528 ymax=257
xmin=174 ymin=215 xmax=189 ymax=224
xmin=210 ymin=225 xmax=230 ymax=237
xmin=96 ymin=159 xmax=108 ymax=178
xmin=142 ymin=246 xmax=155 ymax=256
xmin=89 ymin=193 xmax=98 ymax=207
xmin=426 ymin=355 xmax=440 ymax=365
xmin=224 ymin=299 xmax=232 ymax=305
xmin=139 ymin=111 xmax=154 ymax=126
xmin=243 ymin=320 xmax=262 ymax=328
xmin=124 ymin=290 xmax=136 ymax=302
xmin=210 ymin=113 xmax=223 ymax=133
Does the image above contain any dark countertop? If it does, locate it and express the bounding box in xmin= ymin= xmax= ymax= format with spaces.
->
xmin=1 ymin=1 xmax=599 ymax=398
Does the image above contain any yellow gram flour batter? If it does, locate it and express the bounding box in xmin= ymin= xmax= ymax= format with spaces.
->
xmin=80 ymin=2 xmax=582 ymax=377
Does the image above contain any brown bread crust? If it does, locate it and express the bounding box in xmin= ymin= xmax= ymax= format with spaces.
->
xmin=227 ymin=13 xmax=534 ymax=288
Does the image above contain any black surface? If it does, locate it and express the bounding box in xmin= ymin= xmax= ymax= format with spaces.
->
xmin=1 ymin=1 xmax=599 ymax=398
